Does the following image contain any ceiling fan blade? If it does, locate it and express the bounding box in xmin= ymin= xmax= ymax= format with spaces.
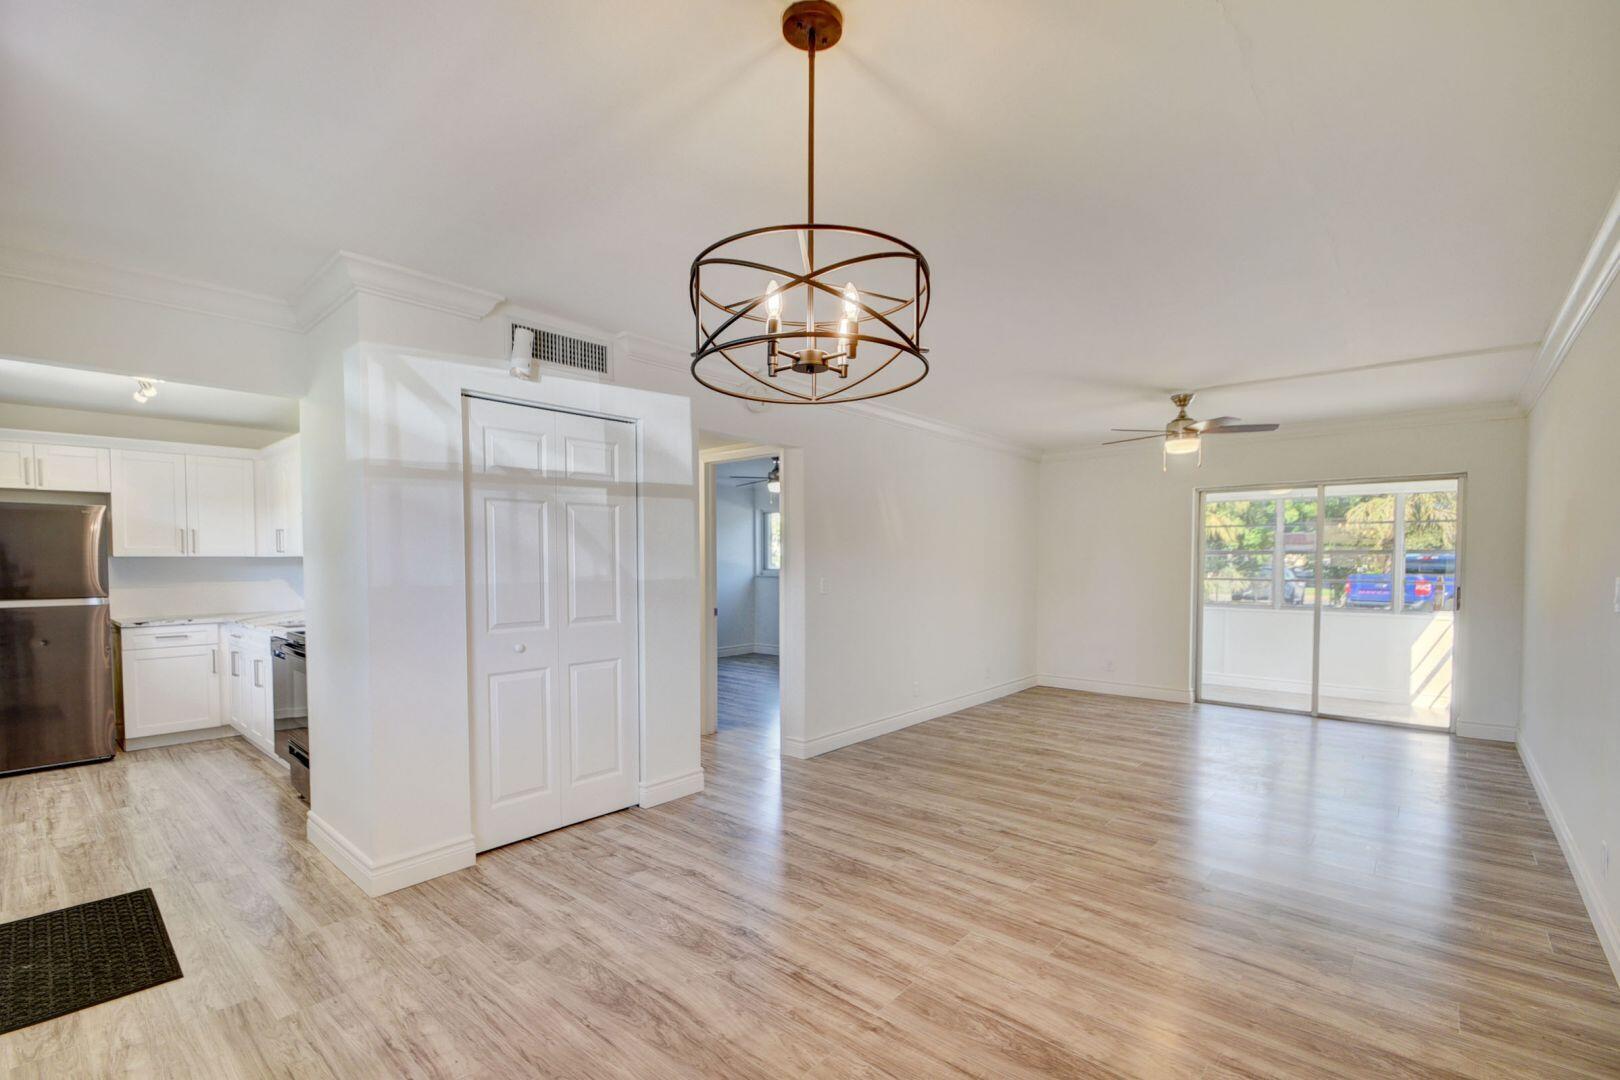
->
xmin=1109 ymin=428 xmax=1166 ymax=433
xmin=1188 ymin=416 xmax=1240 ymax=432
xmin=1101 ymin=433 xmax=1168 ymax=446
xmin=1202 ymin=423 xmax=1280 ymax=434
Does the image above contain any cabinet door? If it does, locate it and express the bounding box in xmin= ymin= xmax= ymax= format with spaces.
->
xmin=249 ymin=649 xmax=273 ymax=746
xmin=112 ymin=450 xmax=188 ymax=556
xmin=186 ymin=455 xmax=256 ymax=556
xmin=36 ymin=443 xmax=112 ymax=493
xmin=255 ymin=445 xmax=302 ymax=556
xmin=123 ymin=646 xmax=222 ymax=738
xmin=0 ymin=440 xmax=34 ymax=489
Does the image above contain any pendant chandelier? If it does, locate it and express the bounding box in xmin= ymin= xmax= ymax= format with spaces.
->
xmin=689 ymin=1 xmax=931 ymax=405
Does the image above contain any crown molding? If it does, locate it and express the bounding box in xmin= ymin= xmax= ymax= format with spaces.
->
xmin=1040 ymin=401 xmax=1526 ymax=464
xmin=1519 ymin=182 xmax=1620 ymax=410
xmin=0 ymin=246 xmax=300 ymax=330
xmin=614 ymin=332 xmax=1040 ymax=461
xmin=292 ymin=251 xmax=505 ymax=329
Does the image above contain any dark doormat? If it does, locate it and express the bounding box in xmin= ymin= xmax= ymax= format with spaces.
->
xmin=0 ymin=888 xmax=182 ymax=1034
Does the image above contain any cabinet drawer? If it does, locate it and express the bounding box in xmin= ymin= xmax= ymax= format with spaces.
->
xmin=121 ymin=624 xmax=220 ymax=650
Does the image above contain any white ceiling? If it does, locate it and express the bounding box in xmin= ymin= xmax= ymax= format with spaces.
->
xmin=0 ymin=357 xmax=299 ymax=430
xmin=4 ymin=1 xmax=1619 ymax=449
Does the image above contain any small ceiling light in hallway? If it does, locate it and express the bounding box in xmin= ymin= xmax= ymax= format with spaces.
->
xmin=689 ymin=2 xmax=931 ymax=405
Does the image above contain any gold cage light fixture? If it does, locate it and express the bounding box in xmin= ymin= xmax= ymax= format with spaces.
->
xmin=689 ymin=1 xmax=931 ymax=405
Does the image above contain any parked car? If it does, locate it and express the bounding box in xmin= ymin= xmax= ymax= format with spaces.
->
xmin=1344 ymin=553 xmax=1456 ymax=608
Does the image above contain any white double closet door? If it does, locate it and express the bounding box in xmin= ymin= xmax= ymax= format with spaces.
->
xmin=465 ymin=397 xmax=640 ymax=852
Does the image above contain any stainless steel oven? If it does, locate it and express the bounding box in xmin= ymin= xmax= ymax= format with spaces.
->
xmin=271 ymin=629 xmax=308 ymax=801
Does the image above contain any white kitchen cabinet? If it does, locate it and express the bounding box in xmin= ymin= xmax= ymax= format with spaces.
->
xmin=186 ymin=454 xmax=256 ymax=556
xmin=122 ymin=640 xmax=223 ymax=740
xmin=0 ymin=441 xmax=30 ymax=488
xmin=37 ymin=443 xmax=113 ymax=492
xmin=255 ymin=436 xmax=302 ymax=556
xmin=0 ymin=440 xmax=111 ymax=492
xmin=112 ymin=449 xmax=189 ymax=556
xmin=223 ymin=625 xmax=275 ymax=755
xmin=112 ymin=449 xmax=257 ymax=556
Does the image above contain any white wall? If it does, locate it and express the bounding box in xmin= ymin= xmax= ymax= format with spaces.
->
xmin=1519 ymin=263 xmax=1620 ymax=978
xmin=1038 ymin=407 xmax=1526 ymax=740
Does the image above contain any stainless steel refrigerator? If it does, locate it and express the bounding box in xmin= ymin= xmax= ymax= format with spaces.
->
xmin=0 ymin=502 xmax=115 ymax=775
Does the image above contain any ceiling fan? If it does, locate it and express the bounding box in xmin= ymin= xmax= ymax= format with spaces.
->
xmin=1104 ymin=393 xmax=1278 ymax=468
xmin=731 ymin=457 xmax=781 ymax=493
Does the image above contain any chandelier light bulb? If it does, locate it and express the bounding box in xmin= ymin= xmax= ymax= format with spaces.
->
xmin=841 ymin=282 xmax=859 ymax=319
xmin=765 ymin=280 xmax=783 ymax=320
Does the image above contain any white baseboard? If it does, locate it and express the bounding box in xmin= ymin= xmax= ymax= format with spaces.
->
xmin=1036 ymin=674 xmax=1193 ymax=704
xmin=718 ymin=644 xmax=779 ymax=657
xmin=121 ymin=725 xmax=236 ymax=751
xmin=1519 ymin=740 xmax=1620 ymax=988
xmin=782 ymin=676 xmax=1037 ymax=759
xmin=306 ymin=812 xmax=476 ymax=897
xmin=639 ymin=768 xmax=704 ymax=807
xmin=1455 ymin=720 xmax=1517 ymax=743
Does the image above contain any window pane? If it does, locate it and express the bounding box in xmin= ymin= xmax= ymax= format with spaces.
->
xmin=1203 ymin=498 xmax=1277 ymax=552
xmin=1203 ymin=579 xmax=1272 ymax=605
xmin=1323 ymin=491 xmax=1396 ymax=551
xmin=1204 ymin=552 xmax=1272 ymax=578
xmin=765 ymin=511 xmax=782 ymax=570
xmin=1322 ymin=552 xmax=1394 ymax=609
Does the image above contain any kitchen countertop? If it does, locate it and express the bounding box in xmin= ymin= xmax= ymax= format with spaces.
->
xmin=114 ymin=611 xmax=304 ymax=634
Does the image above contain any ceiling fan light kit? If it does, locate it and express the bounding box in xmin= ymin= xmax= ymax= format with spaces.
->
xmin=1104 ymin=392 xmax=1279 ymax=470
xmin=688 ymin=2 xmax=931 ymax=406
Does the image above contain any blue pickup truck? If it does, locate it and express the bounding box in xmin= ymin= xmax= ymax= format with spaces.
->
xmin=1345 ymin=554 xmax=1456 ymax=608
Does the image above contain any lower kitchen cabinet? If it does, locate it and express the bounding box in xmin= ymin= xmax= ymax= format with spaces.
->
xmin=122 ymin=639 xmax=222 ymax=741
xmin=224 ymin=626 xmax=275 ymax=755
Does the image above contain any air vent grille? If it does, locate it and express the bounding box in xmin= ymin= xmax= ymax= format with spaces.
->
xmin=512 ymin=323 xmax=609 ymax=376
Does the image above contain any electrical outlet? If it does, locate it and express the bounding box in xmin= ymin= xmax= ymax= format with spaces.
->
xmin=1104 ymin=658 xmax=1117 ymax=673
xmin=911 ymin=680 xmax=920 ymax=698
xmin=818 ymin=577 xmax=831 ymax=595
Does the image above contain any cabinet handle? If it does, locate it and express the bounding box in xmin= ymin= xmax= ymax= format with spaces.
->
xmin=211 ymin=649 xmax=218 ymax=673
xmin=276 ymin=528 xmax=284 ymax=553
xmin=22 ymin=457 xmax=30 ymax=486
xmin=254 ymin=658 xmax=264 ymax=688
xmin=34 ymin=458 xmax=43 ymax=488
xmin=191 ymin=528 xmax=199 ymax=554
xmin=178 ymin=527 xmax=186 ymax=554
xmin=231 ymin=651 xmax=240 ymax=677
xmin=154 ymin=633 xmax=188 ymax=641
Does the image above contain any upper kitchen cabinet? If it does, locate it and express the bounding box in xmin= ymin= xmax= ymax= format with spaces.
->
xmin=0 ymin=439 xmax=112 ymax=492
xmin=255 ymin=436 xmax=302 ymax=556
xmin=186 ymin=455 xmax=256 ymax=556
xmin=112 ymin=449 xmax=257 ymax=556
xmin=112 ymin=449 xmax=188 ymax=556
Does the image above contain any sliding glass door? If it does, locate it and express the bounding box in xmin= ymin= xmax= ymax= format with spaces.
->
xmin=1197 ymin=476 xmax=1460 ymax=730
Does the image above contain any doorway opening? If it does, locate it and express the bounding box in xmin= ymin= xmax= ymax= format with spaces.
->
xmin=699 ymin=438 xmax=804 ymax=756
xmin=1195 ymin=474 xmax=1462 ymax=731
xmin=710 ymin=454 xmax=781 ymax=749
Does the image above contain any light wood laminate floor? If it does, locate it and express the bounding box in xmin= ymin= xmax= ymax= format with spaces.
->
xmin=3 ymin=687 xmax=1618 ymax=1077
